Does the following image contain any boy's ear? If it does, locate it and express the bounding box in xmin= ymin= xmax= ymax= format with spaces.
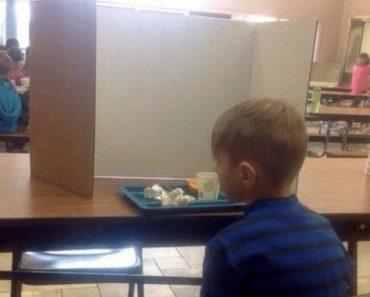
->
xmin=239 ymin=161 xmax=256 ymax=189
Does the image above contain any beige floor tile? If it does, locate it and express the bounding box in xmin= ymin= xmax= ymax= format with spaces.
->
xmin=99 ymin=282 xmax=176 ymax=297
xmin=142 ymin=284 xmax=175 ymax=297
xmin=23 ymin=283 xmax=98 ymax=291
xmin=143 ymin=248 xmax=180 ymax=259
xmin=358 ymin=275 xmax=370 ymax=295
xmin=98 ymin=283 xmax=130 ymax=297
xmin=359 ymin=253 xmax=370 ymax=276
xmin=143 ymin=258 xmax=162 ymax=276
xmin=62 ymin=286 xmax=101 ymax=297
xmin=31 ymin=289 xmax=62 ymax=297
xmin=161 ymin=267 xmax=202 ymax=297
xmin=154 ymin=258 xmax=190 ymax=271
xmin=359 ymin=242 xmax=370 ymax=254
xmin=0 ymin=291 xmax=62 ymax=297
xmin=57 ymin=283 xmax=99 ymax=289
xmin=176 ymin=246 xmax=205 ymax=269
xmin=22 ymin=284 xmax=64 ymax=291
xmin=161 ymin=268 xmax=202 ymax=278
xmin=171 ymin=285 xmax=200 ymax=297
xmin=0 ymin=281 xmax=10 ymax=293
xmin=0 ymin=254 xmax=12 ymax=269
xmin=0 ymin=292 xmax=32 ymax=297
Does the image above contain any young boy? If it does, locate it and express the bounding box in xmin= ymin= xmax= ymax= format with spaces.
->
xmin=7 ymin=46 xmax=26 ymax=83
xmin=0 ymin=52 xmax=21 ymax=133
xmin=201 ymin=99 xmax=352 ymax=297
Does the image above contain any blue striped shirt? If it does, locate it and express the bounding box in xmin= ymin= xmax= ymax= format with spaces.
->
xmin=201 ymin=196 xmax=352 ymax=297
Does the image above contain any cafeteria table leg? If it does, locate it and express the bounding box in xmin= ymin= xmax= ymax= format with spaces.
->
xmin=10 ymin=251 xmax=21 ymax=297
xmin=138 ymin=283 xmax=144 ymax=297
xmin=323 ymin=121 xmax=332 ymax=155
xmin=348 ymin=240 xmax=358 ymax=296
xmin=339 ymin=124 xmax=349 ymax=151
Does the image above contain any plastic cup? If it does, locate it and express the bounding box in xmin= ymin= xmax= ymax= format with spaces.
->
xmin=197 ymin=172 xmax=220 ymax=200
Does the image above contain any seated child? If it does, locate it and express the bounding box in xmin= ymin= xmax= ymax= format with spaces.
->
xmin=7 ymin=46 xmax=26 ymax=84
xmin=352 ymin=52 xmax=370 ymax=107
xmin=5 ymin=38 xmax=19 ymax=50
xmin=201 ymin=99 xmax=352 ymax=297
xmin=0 ymin=52 xmax=21 ymax=133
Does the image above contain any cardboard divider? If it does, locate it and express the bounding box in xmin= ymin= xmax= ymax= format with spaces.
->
xmin=29 ymin=0 xmax=96 ymax=197
xmin=250 ymin=19 xmax=317 ymax=114
xmin=95 ymin=9 xmax=317 ymax=179
xmin=30 ymin=2 xmax=317 ymax=196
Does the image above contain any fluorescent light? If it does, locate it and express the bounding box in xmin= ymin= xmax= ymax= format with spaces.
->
xmin=97 ymin=0 xmax=203 ymax=10
xmin=245 ymin=14 xmax=278 ymax=23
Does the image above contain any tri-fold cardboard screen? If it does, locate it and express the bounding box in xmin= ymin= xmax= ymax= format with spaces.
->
xmin=29 ymin=0 xmax=317 ymax=197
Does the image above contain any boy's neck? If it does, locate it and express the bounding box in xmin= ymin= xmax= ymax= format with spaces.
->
xmin=249 ymin=182 xmax=293 ymax=202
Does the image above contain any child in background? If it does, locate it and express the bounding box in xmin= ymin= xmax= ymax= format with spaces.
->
xmin=0 ymin=52 xmax=21 ymax=133
xmin=7 ymin=46 xmax=26 ymax=84
xmin=5 ymin=38 xmax=19 ymax=50
xmin=201 ymin=99 xmax=352 ymax=297
xmin=352 ymin=53 xmax=370 ymax=107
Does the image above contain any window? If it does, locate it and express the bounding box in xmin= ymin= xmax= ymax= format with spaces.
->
xmin=0 ymin=0 xmax=5 ymax=45
xmin=16 ymin=0 xmax=30 ymax=48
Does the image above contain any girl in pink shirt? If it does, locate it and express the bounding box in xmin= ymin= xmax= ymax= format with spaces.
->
xmin=351 ymin=53 xmax=370 ymax=107
xmin=352 ymin=53 xmax=370 ymax=95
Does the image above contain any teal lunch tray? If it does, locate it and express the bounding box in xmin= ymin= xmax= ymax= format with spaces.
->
xmin=118 ymin=185 xmax=245 ymax=215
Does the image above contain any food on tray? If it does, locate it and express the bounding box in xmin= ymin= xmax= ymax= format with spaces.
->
xmin=168 ymin=188 xmax=185 ymax=200
xmin=187 ymin=178 xmax=198 ymax=192
xmin=143 ymin=184 xmax=165 ymax=200
xmin=176 ymin=195 xmax=196 ymax=206
xmin=144 ymin=185 xmax=195 ymax=207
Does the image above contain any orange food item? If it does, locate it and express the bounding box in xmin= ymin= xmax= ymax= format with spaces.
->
xmin=187 ymin=178 xmax=198 ymax=192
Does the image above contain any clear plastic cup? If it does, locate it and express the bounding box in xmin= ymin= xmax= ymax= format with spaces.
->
xmin=197 ymin=172 xmax=220 ymax=200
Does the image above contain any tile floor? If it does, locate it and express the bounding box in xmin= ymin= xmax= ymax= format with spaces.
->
xmin=0 ymin=246 xmax=204 ymax=297
xmin=0 ymin=243 xmax=369 ymax=297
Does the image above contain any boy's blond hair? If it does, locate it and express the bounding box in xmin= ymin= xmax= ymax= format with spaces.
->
xmin=212 ymin=98 xmax=307 ymax=186
xmin=0 ymin=52 xmax=11 ymax=76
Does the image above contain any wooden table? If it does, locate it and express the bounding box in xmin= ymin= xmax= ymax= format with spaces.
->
xmin=307 ymin=106 xmax=370 ymax=122
xmin=306 ymin=107 xmax=370 ymax=156
xmin=0 ymin=133 xmax=29 ymax=143
xmin=0 ymin=154 xmax=236 ymax=251
xmin=0 ymin=154 xmax=370 ymax=294
xmin=308 ymin=90 xmax=369 ymax=106
xmin=298 ymin=157 xmax=370 ymax=214
xmin=309 ymin=90 xmax=368 ymax=97
xmin=309 ymin=85 xmax=352 ymax=92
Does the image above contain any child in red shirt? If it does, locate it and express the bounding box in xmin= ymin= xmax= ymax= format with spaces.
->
xmin=352 ymin=53 xmax=370 ymax=95
xmin=351 ymin=53 xmax=370 ymax=107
